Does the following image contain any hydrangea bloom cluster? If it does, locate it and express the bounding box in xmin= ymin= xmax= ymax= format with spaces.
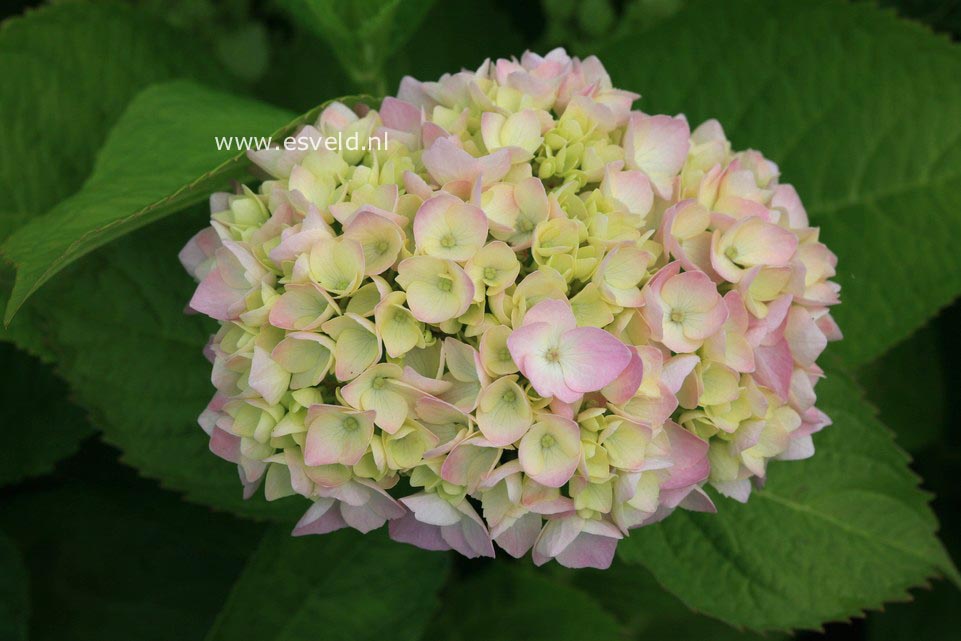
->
xmin=181 ymin=49 xmax=840 ymax=569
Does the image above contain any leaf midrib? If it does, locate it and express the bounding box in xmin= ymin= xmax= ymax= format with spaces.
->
xmin=757 ymin=489 xmax=957 ymax=582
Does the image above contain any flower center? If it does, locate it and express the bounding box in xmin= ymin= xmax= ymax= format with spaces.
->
xmin=670 ymin=309 xmax=685 ymax=323
xmin=371 ymin=376 xmax=387 ymax=390
xmin=540 ymin=434 xmax=556 ymax=449
xmin=440 ymin=234 xmax=457 ymax=248
xmin=437 ymin=278 xmax=453 ymax=293
xmin=544 ymin=347 xmax=560 ymax=363
xmin=342 ymin=417 xmax=359 ymax=431
xmin=375 ymin=240 xmax=389 ymax=254
xmin=501 ymin=390 xmax=516 ymax=404
xmin=483 ymin=266 xmax=498 ymax=281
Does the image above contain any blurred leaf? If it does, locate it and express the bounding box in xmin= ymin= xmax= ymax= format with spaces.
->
xmin=575 ymin=0 xmax=615 ymax=37
xmin=134 ymin=0 xmax=219 ymax=31
xmin=618 ymin=370 xmax=958 ymax=631
xmin=384 ymin=0 xmax=525 ymax=92
xmin=0 ymin=343 xmax=91 ymax=487
xmin=252 ymin=25 xmax=353 ymax=112
xmin=133 ymin=0 xmax=273 ymax=83
xmin=859 ymin=323 xmax=946 ymax=453
xmin=263 ymin=0 xmax=523 ymax=109
xmin=22 ymin=209 xmax=302 ymax=520
xmin=279 ymin=0 xmax=436 ymax=94
xmin=0 ymin=472 xmax=263 ymax=641
xmin=216 ymin=22 xmax=271 ymax=83
xmin=0 ymin=0 xmax=224 ymax=350
xmin=0 ymin=529 xmax=28 ymax=641
xmin=423 ymin=564 xmax=621 ymax=641
xmin=2 ymin=81 xmax=363 ymax=324
xmin=206 ymin=527 xmax=449 ymax=641
xmin=541 ymin=0 xmax=683 ymax=53
xmin=571 ymin=563 xmax=771 ymax=640
xmin=598 ymin=0 xmax=961 ymax=367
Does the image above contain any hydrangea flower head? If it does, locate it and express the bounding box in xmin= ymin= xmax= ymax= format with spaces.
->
xmin=182 ymin=48 xmax=841 ymax=569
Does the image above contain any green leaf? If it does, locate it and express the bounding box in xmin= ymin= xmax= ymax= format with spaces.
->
xmin=1 ymin=80 xmax=297 ymax=324
xmin=0 ymin=465 xmax=264 ymax=641
xmin=26 ymin=209 xmax=302 ymax=520
xmin=3 ymin=83 xmax=369 ymax=326
xmin=0 ymin=0 xmax=223 ymax=230
xmin=617 ymin=370 xmax=958 ymax=632
xmin=215 ymin=22 xmax=271 ymax=83
xmin=597 ymin=0 xmax=961 ymax=366
xmin=423 ymin=564 xmax=621 ymax=641
xmin=0 ymin=343 xmax=92 ymax=487
xmin=206 ymin=527 xmax=449 ymax=641
xmin=0 ymin=0 xmax=223 ymax=350
xmin=280 ymin=0 xmax=437 ymax=94
xmin=0 ymin=529 xmax=28 ymax=641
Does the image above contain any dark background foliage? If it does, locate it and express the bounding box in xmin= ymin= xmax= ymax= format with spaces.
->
xmin=1 ymin=1 xmax=960 ymax=640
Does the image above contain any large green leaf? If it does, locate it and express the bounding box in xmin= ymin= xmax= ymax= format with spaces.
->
xmin=0 ymin=0 xmax=222 ymax=230
xmin=598 ymin=0 xmax=961 ymax=367
xmin=0 ymin=0 xmax=207 ymax=493
xmin=0 ymin=529 xmax=27 ymax=641
xmin=0 ymin=0 xmax=223 ymax=351
xmin=617 ymin=370 xmax=958 ymax=631
xmin=423 ymin=565 xmax=621 ymax=641
xmin=205 ymin=527 xmax=449 ymax=641
xmin=0 ymin=463 xmax=263 ymax=641
xmin=1 ymin=81 xmax=299 ymax=324
xmin=0 ymin=343 xmax=92 ymax=487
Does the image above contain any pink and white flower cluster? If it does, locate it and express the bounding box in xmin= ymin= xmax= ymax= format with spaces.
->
xmin=181 ymin=49 xmax=840 ymax=569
